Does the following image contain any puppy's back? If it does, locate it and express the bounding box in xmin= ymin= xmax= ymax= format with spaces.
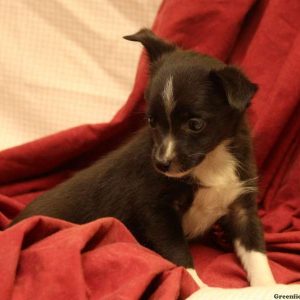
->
xmin=9 ymin=127 xmax=164 ymax=226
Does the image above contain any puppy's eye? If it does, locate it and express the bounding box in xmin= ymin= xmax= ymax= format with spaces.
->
xmin=147 ymin=116 xmax=156 ymax=128
xmin=187 ymin=118 xmax=206 ymax=132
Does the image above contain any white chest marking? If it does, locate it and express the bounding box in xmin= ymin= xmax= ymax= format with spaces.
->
xmin=182 ymin=141 xmax=247 ymax=239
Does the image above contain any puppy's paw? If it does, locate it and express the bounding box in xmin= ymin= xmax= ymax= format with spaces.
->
xmin=250 ymin=278 xmax=276 ymax=287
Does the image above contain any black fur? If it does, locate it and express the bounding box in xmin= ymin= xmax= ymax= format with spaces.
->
xmin=10 ymin=29 xmax=265 ymax=272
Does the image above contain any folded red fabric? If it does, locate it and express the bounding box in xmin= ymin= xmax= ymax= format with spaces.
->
xmin=1 ymin=0 xmax=299 ymax=299
xmin=0 ymin=216 xmax=198 ymax=299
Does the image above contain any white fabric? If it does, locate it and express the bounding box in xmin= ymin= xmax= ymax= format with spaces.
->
xmin=0 ymin=0 xmax=161 ymax=150
xmin=188 ymin=285 xmax=300 ymax=300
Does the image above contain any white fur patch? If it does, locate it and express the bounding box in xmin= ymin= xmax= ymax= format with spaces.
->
xmin=234 ymin=239 xmax=276 ymax=286
xmin=163 ymin=135 xmax=175 ymax=161
xmin=182 ymin=141 xmax=253 ymax=239
xmin=186 ymin=268 xmax=207 ymax=288
xmin=162 ymin=76 xmax=174 ymax=121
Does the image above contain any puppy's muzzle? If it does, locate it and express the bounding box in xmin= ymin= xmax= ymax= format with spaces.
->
xmin=154 ymin=157 xmax=171 ymax=173
xmin=153 ymin=139 xmax=175 ymax=173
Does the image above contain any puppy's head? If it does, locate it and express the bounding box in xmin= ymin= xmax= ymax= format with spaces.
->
xmin=124 ymin=29 xmax=258 ymax=177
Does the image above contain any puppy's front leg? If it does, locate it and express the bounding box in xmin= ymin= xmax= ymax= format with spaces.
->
xmin=225 ymin=194 xmax=276 ymax=286
xmin=142 ymin=206 xmax=207 ymax=288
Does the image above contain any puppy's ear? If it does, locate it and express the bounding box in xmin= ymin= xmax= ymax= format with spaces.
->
xmin=123 ymin=28 xmax=176 ymax=63
xmin=210 ymin=66 xmax=258 ymax=111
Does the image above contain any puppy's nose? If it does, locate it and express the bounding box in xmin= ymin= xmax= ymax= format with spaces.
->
xmin=155 ymin=159 xmax=171 ymax=172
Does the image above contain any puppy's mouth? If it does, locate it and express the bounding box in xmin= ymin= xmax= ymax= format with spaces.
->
xmin=153 ymin=154 xmax=206 ymax=178
xmin=164 ymin=169 xmax=191 ymax=178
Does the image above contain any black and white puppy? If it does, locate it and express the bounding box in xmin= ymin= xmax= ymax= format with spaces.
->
xmin=10 ymin=29 xmax=276 ymax=287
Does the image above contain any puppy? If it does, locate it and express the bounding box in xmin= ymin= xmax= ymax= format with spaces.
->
xmin=10 ymin=29 xmax=276 ymax=287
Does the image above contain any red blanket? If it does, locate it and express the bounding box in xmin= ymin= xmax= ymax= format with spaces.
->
xmin=1 ymin=0 xmax=299 ymax=299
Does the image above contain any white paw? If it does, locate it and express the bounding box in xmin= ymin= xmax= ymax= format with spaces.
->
xmin=251 ymin=278 xmax=277 ymax=287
